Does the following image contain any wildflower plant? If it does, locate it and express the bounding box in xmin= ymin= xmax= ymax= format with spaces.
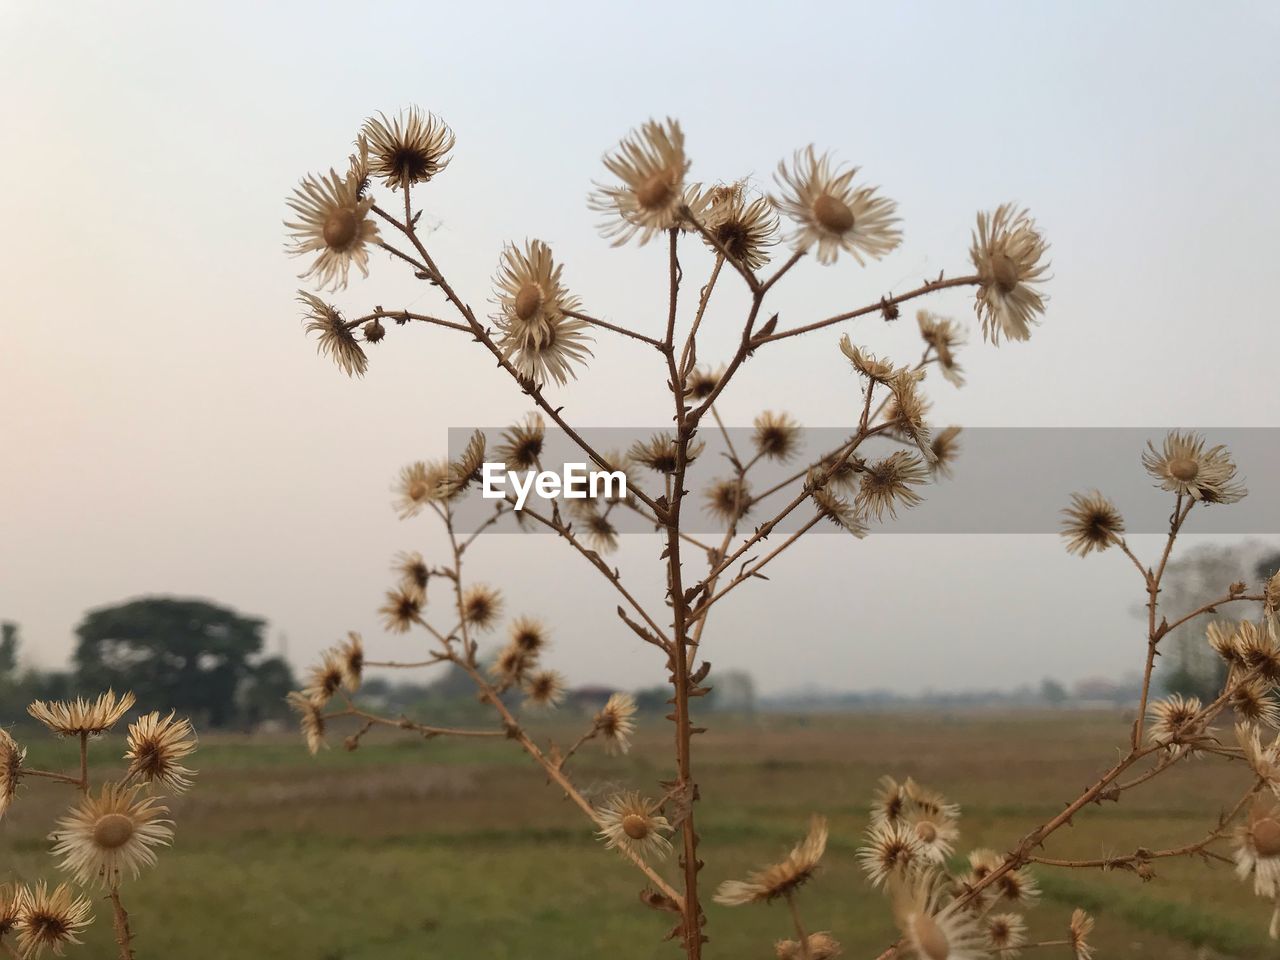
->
xmin=0 ymin=695 xmax=197 ymax=959
xmin=285 ymin=107 xmax=1276 ymax=956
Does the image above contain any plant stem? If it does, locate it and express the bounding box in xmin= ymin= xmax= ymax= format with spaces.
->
xmin=109 ymin=886 xmax=135 ymax=960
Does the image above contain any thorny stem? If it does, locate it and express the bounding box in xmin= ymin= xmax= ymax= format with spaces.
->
xmin=564 ymin=308 xmax=665 ymax=350
xmin=109 ymin=886 xmax=135 ymax=960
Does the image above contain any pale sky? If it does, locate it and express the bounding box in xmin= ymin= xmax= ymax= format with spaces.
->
xmin=2 ymin=1 xmax=1278 ymax=695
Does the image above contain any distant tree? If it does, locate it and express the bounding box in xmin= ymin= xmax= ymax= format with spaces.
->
xmin=236 ymin=656 xmax=297 ymax=728
xmin=0 ymin=622 xmax=17 ymax=676
xmin=73 ymin=597 xmax=267 ymax=728
xmin=1040 ymin=678 xmax=1068 ymax=705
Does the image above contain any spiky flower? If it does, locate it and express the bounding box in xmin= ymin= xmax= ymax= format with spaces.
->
xmin=1068 ymin=908 xmax=1095 ymax=960
xmin=0 ymin=883 xmax=21 ymax=941
xmin=509 ymin=617 xmax=548 ymax=656
xmin=772 ymin=147 xmax=900 ymax=265
xmin=336 ymin=632 xmax=364 ymax=691
xmin=917 ymin=311 xmax=966 ymax=387
xmin=1147 ymin=694 xmax=1209 ymax=754
xmin=285 ymin=140 xmax=379 ymax=290
xmin=714 ymin=815 xmax=828 ymax=905
xmin=1208 ymin=620 xmax=1246 ymax=669
xmin=628 ymin=433 xmax=704 ymax=474
xmin=361 ymin=107 xmax=454 ymax=189
xmin=812 ymin=484 xmax=868 ymax=537
xmin=753 ymin=410 xmax=802 ymax=462
xmin=596 ymin=792 xmax=673 ymax=861
xmin=492 ymin=240 xmax=592 ymax=386
xmin=51 ymin=783 xmax=173 ymax=888
xmin=379 ymin=587 xmax=422 ymax=634
xmin=1142 ymin=431 xmax=1246 ymax=503
xmin=856 ymin=452 xmax=929 ymax=521
xmin=1237 ymin=722 xmax=1280 ymax=786
xmin=1266 ymin=570 xmax=1280 ymax=618
xmin=0 ymin=729 xmax=23 ymax=819
xmin=523 ymin=670 xmax=566 ymax=709
xmin=858 ymin=820 xmax=925 ymax=887
xmin=985 ymin=912 xmax=1027 ymax=959
xmin=894 ymin=870 xmax=989 ymax=960
xmin=28 ymin=691 xmax=135 ymax=738
xmin=871 ymin=775 xmax=908 ymax=825
xmin=123 ymin=712 xmax=197 ymax=792
xmin=929 ymin=426 xmax=963 ymax=478
xmin=1060 ymin=491 xmax=1125 ymax=556
xmin=907 ymin=809 xmax=959 ymax=865
xmin=394 ymin=551 xmax=430 ymax=600
xmin=581 ymin=507 xmax=620 ymax=553
xmin=298 ymin=291 xmax=367 ymax=377
xmin=13 ymin=882 xmax=93 ymax=959
xmin=497 ymin=414 xmax=546 ymax=471
xmin=886 ymin=369 xmax=935 ymax=462
xmin=393 ymin=460 xmax=450 ymax=519
xmin=1233 ymin=680 xmax=1280 ymax=729
xmin=903 ymin=779 xmax=961 ymax=821
xmin=287 ymin=691 xmax=326 ymax=755
xmin=594 ymin=692 xmax=638 ymax=755
xmin=1239 ymin=621 xmax=1280 ymax=683
xmin=969 ymin=204 xmax=1049 ymax=343
xmin=444 ymin=430 xmax=488 ymax=498
xmin=705 ymin=478 xmax=752 ymax=525
xmin=838 ymin=336 xmax=902 ymax=384
xmin=699 ymin=181 xmax=777 ymax=269
xmin=461 ymin=584 xmax=503 ymax=631
xmin=963 ymin=849 xmax=1040 ymax=906
xmin=775 ymin=932 xmax=843 ymax=959
xmin=590 ymin=118 xmax=692 ymax=245
xmin=686 ymin=366 xmax=723 ymax=402
xmin=304 ymin=650 xmax=346 ymax=705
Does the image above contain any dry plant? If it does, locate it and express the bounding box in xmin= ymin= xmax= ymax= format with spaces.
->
xmin=284 ymin=106 xmax=1280 ymax=958
xmin=0 ymin=695 xmax=197 ymax=959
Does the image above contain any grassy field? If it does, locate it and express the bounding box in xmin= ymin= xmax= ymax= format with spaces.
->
xmin=2 ymin=710 xmax=1275 ymax=959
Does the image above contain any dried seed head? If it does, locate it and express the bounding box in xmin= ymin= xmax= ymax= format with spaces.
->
xmin=1060 ymin=491 xmax=1125 ymax=557
xmin=363 ymin=318 xmax=385 ymax=343
xmin=714 ymin=815 xmax=828 ymax=905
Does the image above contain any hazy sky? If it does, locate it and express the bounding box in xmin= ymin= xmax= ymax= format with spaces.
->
xmin=2 ymin=1 xmax=1278 ymax=696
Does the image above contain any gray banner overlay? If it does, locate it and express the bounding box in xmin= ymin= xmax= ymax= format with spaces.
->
xmin=445 ymin=428 xmax=1280 ymax=535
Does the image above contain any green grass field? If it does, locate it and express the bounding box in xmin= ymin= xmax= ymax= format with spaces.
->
xmin=2 ymin=711 xmax=1274 ymax=958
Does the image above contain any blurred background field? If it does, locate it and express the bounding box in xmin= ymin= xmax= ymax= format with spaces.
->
xmin=1 ymin=711 xmax=1272 ymax=959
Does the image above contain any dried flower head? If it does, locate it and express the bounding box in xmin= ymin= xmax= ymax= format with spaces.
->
xmin=775 ymin=932 xmax=843 ymax=960
xmin=871 ymin=775 xmax=908 ymax=826
xmin=812 ymin=485 xmax=868 ymax=537
xmin=1266 ymin=570 xmax=1280 ymax=618
xmin=523 ymin=670 xmax=566 ymax=709
xmin=1207 ymin=620 xmax=1245 ymax=668
xmin=857 ymin=820 xmax=925 ymax=888
xmin=714 ymin=815 xmax=828 ymax=905
xmin=917 ymin=311 xmax=966 ymax=387
xmin=123 ymin=711 xmax=197 ymax=793
xmin=336 ymin=632 xmax=364 ymax=691
xmin=0 ymin=883 xmax=21 ymax=940
xmin=0 ymin=729 xmax=24 ymax=819
xmin=590 ymin=118 xmax=692 ymax=245
xmin=596 ymin=792 xmax=673 ymax=861
xmin=51 ymin=783 xmax=173 ymax=888
xmin=462 ymin=584 xmax=503 ymax=631
xmin=894 ymin=870 xmax=988 ymax=960
xmin=509 ymin=617 xmax=548 ymax=656
xmin=1142 ymin=431 xmax=1246 ymax=504
xmin=491 ymin=643 xmax=533 ymax=687
xmin=902 ymin=779 xmax=961 ymax=821
xmin=1237 ymin=621 xmax=1280 ymax=683
xmin=28 ymin=691 xmax=136 ymax=738
xmin=492 ymin=240 xmax=592 ymax=386
xmin=13 ymin=882 xmax=94 ymax=959
xmin=838 ymin=336 xmax=906 ymax=384
xmin=287 ymin=691 xmax=326 ymax=755
xmin=379 ymin=587 xmax=423 ymax=634
xmin=1068 ymin=908 xmax=1095 ymax=960
xmin=1147 ymin=693 xmax=1209 ymax=753
xmin=361 ymin=107 xmax=454 ymax=189
xmin=304 ymin=650 xmax=346 ymax=705
xmin=362 ymin=317 xmax=385 ymax=343
xmin=886 ymin=370 xmax=935 ymax=462
xmin=393 ymin=461 xmax=450 ymax=518
xmin=929 ymin=425 xmax=963 ymax=479
xmin=907 ymin=809 xmax=959 ymax=865
xmin=1237 ymin=722 xmax=1280 ymax=786
xmin=298 ymin=291 xmax=368 ymax=378
xmin=1233 ymin=680 xmax=1280 ymax=729
xmin=394 ymin=551 xmax=430 ymax=600
xmin=286 ymin=141 xmax=379 ymax=290
xmin=1060 ymin=491 xmax=1125 ymax=556
xmin=498 ymin=414 xmax=546 ymax=471
xmin=699 ymin=181 xmax=777 ymax=269
xmin=969 ymin=204 xmax=1049 ymax=343
xmin=856 ymin=451 xmax=929 ymax=521
xmin=581 ymin=507 xmax=620 ymax=553
xmin=753 ymin=410 xmax=801 ymax=462
xmin=441 ymin=430 xmax=487 ymax=499
xmin=985 ymin=912 xmax=1027 ymax=959
xmin=628 ymin=433 xmax=704 ymax=474
xmin=705 ymin=477 xmax=753 ymax=525
xmin=594 ymin=692 xmax=638 ymax=755
xmin=686 ymin=366 xmax=723 ymax=402
xmin=772 ymin=147 xmax=901 ymax=265
xmin=1238 ymin=799 xmax=1280 ymax=897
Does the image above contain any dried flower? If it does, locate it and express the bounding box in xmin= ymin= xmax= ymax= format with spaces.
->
xmin=0 ymin=883 xmax=21 ymax=941
xmin=1147 ymin=693 xmax=1209 ymax=753
xmin=523 ymin=670 xmax=566 ymax=709
xmin=1068 ymin=908 xmax=1094 ymax=960
xmin=775 ymin=933 xmax=842 ymax=959
xmin=917 ymin=311 xmax=966 ymax=387
xmin=590 ymin=118 xmax=692 ymax=245
xmin=362 ymin=317 xmax=385 ymax=343
xmin=394 ymin=551 xmax=430 ymax=600
xmin=304 ymin=650 xmax=346 ymax=705
xmin=361 ymin=107 xmax=454 ymax=189
xmin=812 ymin=485 xmax=868 ymax=537
xmin=510 ymin=617 xmax=548 ymax=655
xmin=985 ymin=912 xmax=1027 ymax=959
xmin=699 ymin=181 xmax=777 ymax=269
xmin=498 ymin=414 xmax=546 ymax=471
xmin=51 ymin=783 xmax=173 ymax=888
xmin=13 ymin=882 xmax=94 ymax=959
xmin=596 ymin=792 xmax=673 ymax=861
xmin=686 ymin=366 xmax=723 ymax=402
xmin=286 ymin=140 xmax=379 ymax=290
xmin=393 ymin=460 xmax=450 ymax=518
xmin=1060 ymin=491 xmax=1125 ymax=556
xmin=894 ymin=870 xmax=988 ymax=960
xmin=714 ymin=815 xmax=828 ymax=905
xmin=28 ymin=691 xmax=136 ymax=738
xmin=870 ymin=775 xmax=908 ymax=825
xmin=628 ymin=433 xmax=704 ymax=474
xmin=705 ymin=478 xmax=752 ymax=525
xmin=1266 ymin=570 xmax=1280 ymax=617
xmin=379 ymin=587 xmax=422 ymax=634
xmin=462 ymin=584 xmax=503 ymax=631
xmin=492 ymin=240 xmax=592 ymax=386
xmin=1233 ymin=680 xmax=1280 ymax=729
xmin=287 ymin=691 xmax=326 ymax=755
xmin=753 ymin=410 xmax=801 ymax=462
xmin=929 ymin=426 xmax=963 ymax=478
xmin=907 ymin=809 xmax=959 ymax=865
xmin=839 ymin=336 xmax=905 ymax=384
xmin=772 ymin=147 xmax=901 ymax=265
xmin=1142 ymin=431 xmax=1246 ymax=504
xmin=856 ymin=451 xmax=928 ymax=521
xmin=970 ymin=204 xmax=1049 ymax=343
xmin=1237 ymin=621 xmax=1280 ymax=683
xmin=123 ymin=712 xmax=197 ymax=793
xmin=594 ymin=692 xmax=638 ymax=755
xmin=298 ymin=291 xmax=367 ymax=377
xmin=0 ymin=729 xmax=24 ymax=819
xmin=336 ymin=632 xmax=364 ymax=691
xmin=858 ymin=820 xmax=924 ymax=887
xmin=582 ymin=507 xmax=620 ymax=553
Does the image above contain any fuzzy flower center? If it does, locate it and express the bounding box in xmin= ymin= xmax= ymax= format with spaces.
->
xmin=93 ymin=812 xmax=136 ymax=850
xmin=514 ymin=283 xmax=545 ymax=321
xmin=912 ymin=912 xmax=951 ymax=960
xmin=322 ymin=208 xmax=359 ymax=250
xmin=1169 ymin=457 xmax=1200 ymax=482
xmin=990 ymin=252 xmax=1020 ymax=293
xmin=1253 ymin=817 xmax=1280 ymax=857
xmin=914 ymin=821 xmax=938 ymax=844
xmin=409 ymin=480 xmax=431 ymax=502
xmin=636 ymin=173 xmax=674 ymax=211
xmin=621 ymin=813 xmax=650 ymax=840
xmin=813 ymin=193 xmax=855 ymax=234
